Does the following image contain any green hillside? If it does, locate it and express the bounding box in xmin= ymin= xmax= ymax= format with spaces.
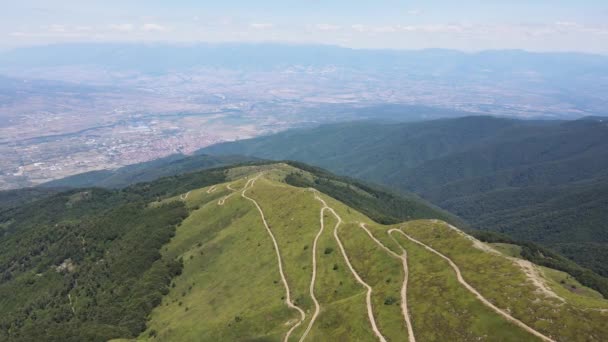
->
xmin=3 ymin=162 xmax=607 ymax=341
xmin=135 ymin=164 xmax=607 ymax=341
xmin=0 ymin=162 xmax=459 ymax=341
xmin=201 ymin=116 xmax=608 ymax=277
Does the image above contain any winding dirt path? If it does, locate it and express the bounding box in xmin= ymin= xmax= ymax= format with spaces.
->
xmin=298 ymin=202 xmax=327 ymax=342
xmin=359 ymin=223 xmax=415 ymax=342
xmin=206 ymin=185 xmax=217 ymax=194
xmin=179 ymin=191 xmax=191 ymax=201
xmin=391 ymin=229 xmax=555 ymax=342
xmin=311 ymin=191 xmax=387 ymax=342
xmin=218 ymin=182 xmax=240 ymax=205
xmin=242 ymin=177 xmax=306 ymax=342
xmin=440 ymin=222 xmax=564 ymax=301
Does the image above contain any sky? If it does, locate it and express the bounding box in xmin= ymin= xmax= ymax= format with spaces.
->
xmin=3 ymin=0 xmax=608 ymax=54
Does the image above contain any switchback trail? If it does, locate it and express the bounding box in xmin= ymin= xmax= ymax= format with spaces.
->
xmin=298 ymin=197 xmax=327 ymax=342
xmin=218 ymin=182 xmax=239 ymax=205
xmin=242 ymin=177 xmax=306 ymax=342
xmin=311 ymin=191 xmax=387 ymax=342
xmin=206 ymin=185 xmax=217 ymax=193
xmin=179 ymin=191 xmax=190 ymax=201
xmin=359 ymin=224 xmax=415 ymax=342
xmin=391 ymin=229 xmax=555 ymax=342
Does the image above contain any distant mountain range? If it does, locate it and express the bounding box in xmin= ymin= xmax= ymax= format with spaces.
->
xmin=202 ymin=116 xmax=608 ymax=277
xmin=2 ymin=43 xmax=608 ymax=118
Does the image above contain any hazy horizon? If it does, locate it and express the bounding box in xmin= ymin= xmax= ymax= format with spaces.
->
xmin=4 ymin=41 xmax=608 ymax=57
xmin=3 ymin=1 xmax=608 ymax=54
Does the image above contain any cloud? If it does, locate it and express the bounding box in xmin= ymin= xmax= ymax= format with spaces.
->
xmin=374 ymin=26 xmax=398 ymax=33
xmin=315 ymin=24 xmax=341 ymax=31
xmin=47 ymin=24 xmax=68 ymax=33
xmin=75 ymin=26 xmax=93 ymax=32
xmin=351 ymin=24 xmax=368 ymax=32
xmin=250 ymin=23 xmax=274 ymax=30
xmin=351 ymin=24 xmax=399 ymax=33
xmin=406 ymin=9 xmax=423 ymax=16
xmin=109 ymin=24 xmax=134 ymax=32
xmin=142 ymin=23 xmax=168 ymax=32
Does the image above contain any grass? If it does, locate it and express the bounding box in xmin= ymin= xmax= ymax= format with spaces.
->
xmin=401 ymin=220 xmax=608 ymax=341
xmin=339 ymin=221 xmax=408 ymax=341
xmin=303 ymin=210 xmax=375 ymax=341
xmin=142 ymin=185 xmax=294 ymax=341
xmin=491 ymin=242 xmax=523 ymax=258
xmin=134 ymin=166 xmax=608 ymax=341
xmin=390 ymin=232 xmax=538 ymax=341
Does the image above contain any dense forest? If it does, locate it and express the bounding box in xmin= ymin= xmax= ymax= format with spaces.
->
xmin=283 ymin=161 xmax=464 ymax=227
xmin=0 ymin=168 xmax=229 ymax=341
xmin=41 ymin=154 xmax=257 ymax=189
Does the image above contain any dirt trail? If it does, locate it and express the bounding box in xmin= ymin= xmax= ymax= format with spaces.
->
xmin=513 ymin=259 xmax=565 ymax=302
xmin=386 ymin=229 xmax=418 ymax=342
xmin=67 ymin=293 xmax=76 ymax=315
xmin=311 ymin=191 xmax=387 ymax=342
xmin=179 ymin=191 xmax=191 ymax=201
xmin=358 ymin=223 xmax=415 ymax=342
xmin=298 ymin=201 xmax=327 ymax=342
xmin=392 ymin=229 xmax=556 ymax=342
xmin=218 ymin=183 xmax=239 ymax=205
xmin=206 ymin=185 xmax=217 ymax=194
xmin=242 ymin=176 xmax=306 ymax=342
xmin=440 ymin=222 xmax=564 ymax=302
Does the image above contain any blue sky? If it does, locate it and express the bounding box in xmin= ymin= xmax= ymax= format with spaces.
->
xmin=3 ymin=1 xmax=608 ymax=53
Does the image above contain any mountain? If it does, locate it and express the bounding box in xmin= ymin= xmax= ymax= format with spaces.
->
xmin=2 ymin=162 xmax=607 ymax=341
xmin=201 ymin=116 xmax=608 ymax=276
xmin=3 ymin=43 xmax=608 ymax=77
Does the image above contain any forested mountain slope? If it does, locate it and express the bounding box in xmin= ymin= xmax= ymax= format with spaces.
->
xmin=202 ymin=116 xmax=608 ymax=276
xmin=0 ymin=162 xmax=457 ymax=341
xmin=40 ymin=154 xmax=258 ymax=189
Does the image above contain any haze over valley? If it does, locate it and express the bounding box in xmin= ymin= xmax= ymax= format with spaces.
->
xmin=2 ymin=44 xmax=608 ymax=189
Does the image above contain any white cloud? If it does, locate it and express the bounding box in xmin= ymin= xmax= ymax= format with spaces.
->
xmin=109 ymin=24 xmax=134 ymax=32
xmin=45 ymin=24 xmax=67 ymax=33
xmin=142 ymin=23 xmax=168 ymax=32
xmin=315 ymin=24 xmax=341 ymax=31
xmin=351 ymin=24 xmax=368 ymax=32
xmin=250 ymin=23 xmax=274 ymax=30
xmin=374 ymin=26 xmax=398 ymax=33
xmin=75 ymin=26 xmax=93 ymax=32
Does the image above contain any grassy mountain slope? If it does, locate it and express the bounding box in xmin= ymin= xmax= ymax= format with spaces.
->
xmin=0 ymin=161 xmax=465 ymax=341
xmin=134 ymin=164 xmax=608 ymax=341
xmin=201 ymin=116 xmax=608 ymax=276
xmin=3 ymin=162 xmax=608 ymax=340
